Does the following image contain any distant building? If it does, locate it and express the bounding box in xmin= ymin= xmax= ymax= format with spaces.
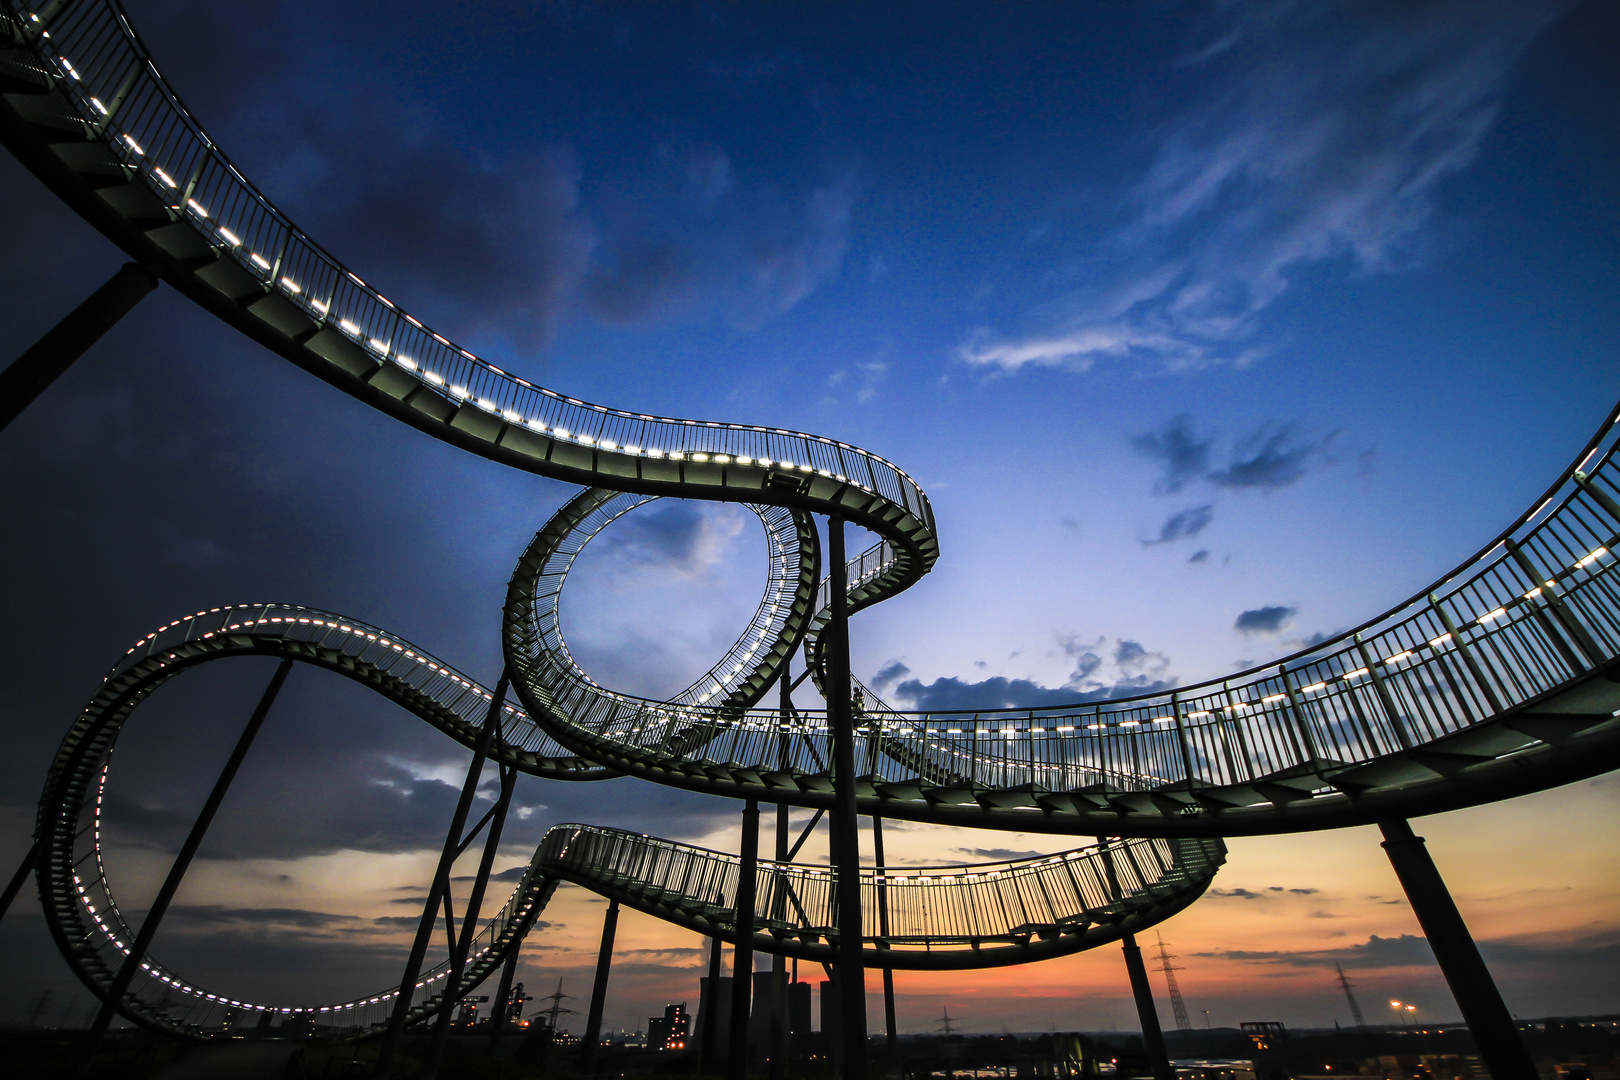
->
xmin=697 ymin=975 xmax=733 ymax=1054
xmin=787 ymin=980 xmax=812 ymax=1037
xmin=647 ymin=1002 xmax=690 ymax=1051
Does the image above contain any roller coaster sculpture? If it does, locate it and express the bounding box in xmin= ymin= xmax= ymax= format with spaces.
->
xmin=1 ymin=4 xmax=1617 ymax=1079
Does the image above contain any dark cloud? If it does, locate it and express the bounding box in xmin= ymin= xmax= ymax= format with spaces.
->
xmin=889 ymin=638 xmax=1175 ymax=711
xmin=1234 ymin=605 xmax=1297 ymax=636
xmin=1188 ymin=549 xmax=1210 ymax=564
xmin=951 ymin=848 xmax=1046 ymax=862
xmin=869 ymin=660 xmax=912 ymax=693
xmin=165 ymin=906 xmax=364 ymax=930
xmin=1131 ymin=415 xmax=1213 ymax=494
xmin=1146 ymin=504 xmax=1214 ymax=546
xmin=585 ymin=500 xmax=750 ymax=580
xmin=584 ymin=153 xmax=855 ymax=330
xmin=1208 ymin=423 xmax=1338 ymax=490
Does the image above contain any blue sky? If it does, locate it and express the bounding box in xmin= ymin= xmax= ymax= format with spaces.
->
xmin=2 ymin=0 xmax=1618 ymax=1032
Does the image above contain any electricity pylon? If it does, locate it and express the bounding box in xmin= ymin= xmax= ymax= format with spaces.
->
xmin=1153 ymin=933 xmax=1192 ymax=1032
xmin=1335 ymin=964 xmax=1368 ymax=1029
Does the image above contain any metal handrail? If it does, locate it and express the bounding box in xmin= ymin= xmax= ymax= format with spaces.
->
xmin=3 ymin=0 xmax=933 ymax=534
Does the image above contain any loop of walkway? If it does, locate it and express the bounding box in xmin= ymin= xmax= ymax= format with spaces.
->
xmin=34 ymin=610 xmax=1222 ymax=1037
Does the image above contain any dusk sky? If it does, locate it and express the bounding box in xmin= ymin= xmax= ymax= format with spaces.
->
xmin=2 ymin=0 xmax=1619 ymax=1033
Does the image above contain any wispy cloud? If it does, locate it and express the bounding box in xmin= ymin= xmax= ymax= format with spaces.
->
xmin=958 ymin=0 xmax=1569 ymax=375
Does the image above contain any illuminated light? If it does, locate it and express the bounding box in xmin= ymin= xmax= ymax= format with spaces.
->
xmin=502 ymin=410 xmax=522 ymax=422
xmin=601 ymin=440 xmax=618 ymax=451
xmin=311 ymin=299 xmax=328 ymax=314
xmin=449 ymin=385 xmax=469 ymax=400
xmin=425 ymin=372 xmax=444 ymax=385
xmin=123 ymin=134 xmax=145 ymax=155
xmin=339 ymin=319 xmax=361 ymax=335
xmin=1343 ymin=667 xmax=1369 ymax=680
xmin=369 ymin=338 xmax=390 ymax=353
xmin=1301 ymin=682 xmax=1327 ymax=693
xmin=554 ymin=427 xmax=569 ymax=438
xmin=476 ymin=398 xmax=497 ymax=413
xmin=1383 ymin=650 xmax=1413 ymax=665
xmin=153 ymin=167 xmax=176 ymax=188
xmin=1119 ymin=720 xmax=1139 ymax=728
xmin=1152 ymin=716 xmax=1175 ymax=724
xmin=1476 ymin=608 xmax=1507 ymax=626
xmin=737 ymin=456 xmax=753 ymax=465
xmin=579 ymin=434 xmax=594 ymax=445
xmin=1524 ymin=587 xmax=1542 ymax=600
xmin=218 ymin=226 xmax=241 ymax=246
xmin=625 ymin=445 xmax=640 ymax=455
xmin=89 ymin=96 xmax=107 ymax=115
xmin=1261 ymin=693 xmax=1286 ymax=703
xmin=527 ymin=418 xmax=546 ymax=431
xmin=186 ymin=198 xmax=208 ymax=218
xmin=249 ymin=253 xmax=270 ymax=269
xmin=1056 ymin=725 xmax=1075 ymax=732
xmin=396 ymin=356 xmax=417 ymax=371
xmin=1577 ymin=546 xmax=1608 ymax=567
xmin=692 ymin=453 xmax=709 ymax=462
xmin=945 ymin=728 xmax=963 ymax=734
xmin=1187 ymin=710 xmax=1212 ymax=718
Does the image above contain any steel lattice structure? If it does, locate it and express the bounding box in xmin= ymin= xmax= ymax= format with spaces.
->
xmin=2 ymin=0 xmax=1618 ymax=1066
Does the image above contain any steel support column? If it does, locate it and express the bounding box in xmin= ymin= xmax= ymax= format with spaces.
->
xmin=770 ymin=757 xmax=791 ymax=1080
xmin=423 ymin=762 xmax=519 ymax=1079
xmin=0 ymin=262 xmax=159 ymax=433
xmin=826 ymin=516 xmax=868 ymax=1080
xmin=871 ymin=816 xmax=898 ymax=1069
xmin=78 ymin=658 xmax=292 ymax=1069
xmin=488 ymin=936 xmax=524 ymax=1051
xmin=700 ymin=930 xmax=724 ymax=1074
xmin=727 ymin=799 xmax=760 ymax=1080
xmin=0 ymin=839 xmax=39 ymax=924
xmin=377 ymin=669 xmax=511 ymax=1079
xmin=581 ymin=898 xmax=622 ymax=1075
xmin=1379 ymin=820 xmax=1536 ymax=1080
xmin=1121 ymin=933 xmax=1174 ymax=1080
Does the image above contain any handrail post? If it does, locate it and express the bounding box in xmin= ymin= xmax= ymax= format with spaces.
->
xmin=1427 ymin=593 xmax=1506 ymax=716
xmin=1354 ymin=634 xmax=1413 ymax=749
xmin=1169 ymin=693 xmax=1196 ymax=787
xmin=1573 ymin=469 xmax=1620 ymax=524
xmin=1504 ymin=537 xmax=1602 ymax=667
xmin=77 ymin=659 xmax=292 ymax=1071
xmin=1278 ymin=666 xmax=1321 ymax=767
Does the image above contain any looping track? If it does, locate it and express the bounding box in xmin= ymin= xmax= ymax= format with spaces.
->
xmin=5 ymin=0 xmax=1620 ymax=1042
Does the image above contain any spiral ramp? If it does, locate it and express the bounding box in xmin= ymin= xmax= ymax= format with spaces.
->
xmin=3 ymin=0 xmax=1620 ymax=1048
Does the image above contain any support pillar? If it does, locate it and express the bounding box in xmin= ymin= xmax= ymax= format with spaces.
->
xmin=826 ymin=516 xmax=868 ymax=1080
xmin=870 ymin=816 xmax=897 ymax=1069
xmin=1379 ymin=820 xmax=1536 ymax=1080
xmin=770 ymin=672 xmax=793 ymax=1080
xmin=0 ymin=262 xmax=160 ymax=433
xmin=377 ymin=670 xmax=511 ymax=1079
xmin=0 ymin=839 xmax=39 ymax=924
xmin=700 ymin=930 xmax=724 ymax=1074
xmin=488 ymin=936 xmax=524 ymax=1051
xmin=423 ymin=763 xmax=519 ymax=1079
xmin=728 ymin=799 xmax=760 ymax=1080
xmin=1121 ymin=933 xmax=1173 ymax=1080
xmin=580 ymin=898 xmax=621 ymax=1074
xmin=78 ymin=659 xmax=292 ymax=1069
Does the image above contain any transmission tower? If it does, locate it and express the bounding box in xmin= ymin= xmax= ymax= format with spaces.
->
xmin=1335 ymin=964 xmax=1367 ymax=1029
xmin=541 ymin=978 xmax=576 ymax=1038
xmin=1153 ymin=933 xmax=1192 ymax=1032
xmin=936 ymin=1007 xmax=958 ymax=1035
